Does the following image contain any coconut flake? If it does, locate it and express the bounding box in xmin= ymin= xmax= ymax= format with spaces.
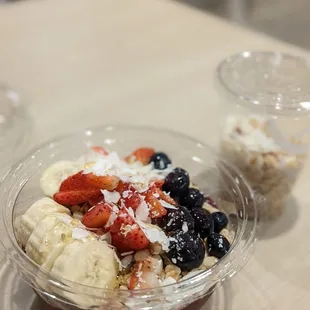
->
xmin=101 ymin=189 xmax=121 ymax=204
xmin=137 ymin=221 xmax=170 ymax=252
xmin=159 ymin=200 xmax=177 ymax=210
xmin=120 ymin=251 xmax=134 ymax=256
xmin=135 ymin=200 xmax=150 ymax=221
xmin=182 ymin=222 xmax=188 ymax=233
xmin=72 ymin=228 xmax=91 ymax=240
xmin=121 ymin=255 xmax=133 ymax=268
xmin=99 ymin=232 xmax=112 ymax=244
xmin=122 ymin=190 xmax=131 ymax=198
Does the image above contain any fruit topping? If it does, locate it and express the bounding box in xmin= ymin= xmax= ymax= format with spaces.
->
xmin=54 ymin=189 xmax=102 ymax=206
xmin=191 ymin=207 xmax=214 ymax=239
xmin=91 ymin=146 xmax=109 ymax=155
xmin=157 ymin=205 xmax=194 ymax=233
xmin=84 ymin=174 xmax=120 ymax=191
xmin=59 ymin=171 xmax=93 ymax=191
xmin=167 ymin=231 xmax=205 ymax=271
xmin=145 ymin=191 xmax=167 ymax=219
xmin=110 ymin=209 xmax=150 ymax=252
xmin=212 ymin=212 xmax=228 ymax=233
xmin=149 ymin=152 xmax=172 ymax=170
xmin=162 ymin=168 xmax=190 ymax=198
xmin=206 ymin=233 xmax=230 ymax=259
xmin=179 ymin=188 xmax=204 ymax=209
xmin=125 ymin=147 xmax=155 ymax=165
xmin=82 ymin=202 xmax=112 ymax=228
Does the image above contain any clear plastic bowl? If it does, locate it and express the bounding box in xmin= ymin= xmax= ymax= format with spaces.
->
xmin=0 ymin=125 xmax=257 ymax=310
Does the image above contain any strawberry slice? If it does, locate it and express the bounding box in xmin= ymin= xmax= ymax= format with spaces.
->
xmin=151 ymin=187 xmax=176 ymax=206
xmin=59 ymin=171 xmax=93 ymax=191
xmin=82 ymin=202 xmax=112 ymax=228
xmin=110 ymin=208 xmax=135 ymax=233
xmin=110 ymin=208 xmax=150 ymax=251
xmin=88 ymin=195 xmax=104 ymax=206
xmin=123 ymin=191 xmax=142 ymax=210
xmin=84 ymin=173 xmax=120 ymax=190
xmin=145 ymin=191 xmax=167 ymax=219
xmin=124 ymin=147 xmax=155 ymax=165
xmin=111 ymin=233 xmax=132 ymax=253
xmin=91 ymin=146 xmax=109 ymax=155
xmin=115 ymin=181 xmax=130 ymax=194
xmin=54 ymin=189 xmax=101 ymax=206
xmin=126 ymin=225 xmax=150 ymax=251
xmin=153 ymin=179 xmax=165 ymax=188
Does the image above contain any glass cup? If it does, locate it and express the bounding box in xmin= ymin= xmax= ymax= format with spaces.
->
xmin=0 ymin=125 xmax=257 ymax=310
xmin=216 ymin=51 xmax=310 ymax=220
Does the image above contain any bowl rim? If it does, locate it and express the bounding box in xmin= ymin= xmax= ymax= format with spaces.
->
xmin=1 ymin=124 xmax=257 ymax=300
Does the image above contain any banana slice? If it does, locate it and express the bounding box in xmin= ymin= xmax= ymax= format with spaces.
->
xmin=26 ymin=213 xmax=75 ymax=265
xmin=40 ymin=161 xmax=82 ymax=197
xmin=49 ymin=240 xmax=118 ymax=307
xmin=15 ymin=197 xmax=70 ymax=247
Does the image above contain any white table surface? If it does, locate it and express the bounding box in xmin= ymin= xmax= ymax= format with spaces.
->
xmin=0 ymin=1 xmax=310 ymax=309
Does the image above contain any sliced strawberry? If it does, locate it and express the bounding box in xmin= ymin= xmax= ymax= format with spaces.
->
xmin=110 ymin=208 xmax=149 ymax=251
xmin=153 ymin=179 xmax=165 ymax=188
xmin=111 ymin=233 xmax=132 ymax=252
xmin=123 ymin=191 xmax=142 ymax=210
xmin=145 ymin=191 xmax=167 ymax=219
xmin=59 ymin=171 xmax=93 ymax=191
xmin=84 ymin=173 xmax=120 ymax=190
xmin=54 ymin=189 xmax=101 ymax=206
xmin=115 ymin=181 xmax=130 ymax=194
xmin=124 ymin=147 xmax=155 ymax=165
xmin=88 ymin=195 xmax=104 ymax=206
xmin=82 ymin=202 xmax=112 ymax=228
xmin=129 ymin=259 xmax=159 ymax=290
xmin=152 ymin=187 xmax=176 ymax=206
xmin=126 ymin=225 xmax=150 ymax=251
xmin=110 ymin=208 xmax=135 ymax=233
xmin=91 ymin=146 xmax=109 ymax=155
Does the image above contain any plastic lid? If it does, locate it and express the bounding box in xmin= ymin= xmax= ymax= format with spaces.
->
xmin=216 ymin=51 xmax=310 ymax=115
xmin=0 ymin=85 xmax=31 ymax=170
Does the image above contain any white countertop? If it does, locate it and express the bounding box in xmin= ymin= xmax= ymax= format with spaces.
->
xmin=0 ymin=1 xmax=309 ymax=309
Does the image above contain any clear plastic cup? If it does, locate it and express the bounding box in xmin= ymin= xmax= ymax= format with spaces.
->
xmin=216 ymin=51 xmax=310 ymax=220
xmin=0 ymin=125 xmax=257 ymax=310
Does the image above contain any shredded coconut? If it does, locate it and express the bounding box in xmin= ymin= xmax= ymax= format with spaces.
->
xmin=72 ymin=228 xmax=91 ymax=240
xmin=159 ymin=200 xmax=177 ymax=210
xmin=101 ymin=190 xmax=121 ymax=203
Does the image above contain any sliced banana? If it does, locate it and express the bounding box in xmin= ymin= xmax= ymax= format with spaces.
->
xmin=15 ymin=197 xmax=70 ymax=247
xmin=26 ymin=213 xmax=75 ymax=265
xmin=40 ymin=161 xmax=82 ymax=197
xmin=51 ymin=240 xmax=118 ymax=288
xmin=49 ymin=240 xmax=118 ymax=307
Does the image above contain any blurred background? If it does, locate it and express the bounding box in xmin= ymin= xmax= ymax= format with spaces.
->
xmin=1 ymin=0 xmax=310 ymax=49
xmin=175 ymin=0 xmax=310 ymax=49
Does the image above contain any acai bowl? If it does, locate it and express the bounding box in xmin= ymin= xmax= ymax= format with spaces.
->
xmin=0 ymin=125 xmax=257 ymax=310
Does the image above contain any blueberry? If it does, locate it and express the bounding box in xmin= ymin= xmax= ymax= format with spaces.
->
xmin=179 ymin=188 xmax=204 ymax=209
xmin=158 ymin=206 xmax=194 ymax=233
xmin=162 ymin=168 xmax=190 ymax=198
xmin=212 ymin=212 xmax=228 ymax=233
xmin=167 ymin=231 xmax=205 ymax=271
xmin=149 ymin=152 xmax=172 ymax=170
xmin=206 ymin=233 xmax=230 ymax=259
xmin=191 ymin=208 xmax=214 ymax=239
